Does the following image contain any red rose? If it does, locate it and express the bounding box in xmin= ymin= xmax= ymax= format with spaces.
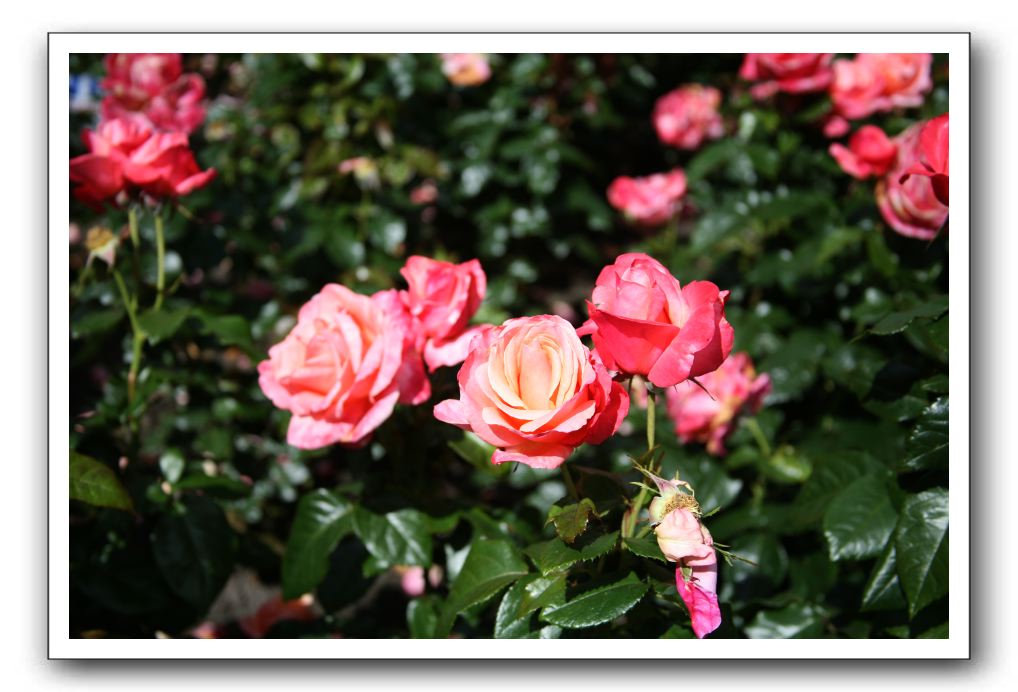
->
xmin=653 ymin=84 xmax=725 ymax=150
xmin=829 ymin=125 xmax=898 ymax=179
xmin=606 ymin=170 xmax=687 ymax=227
xmin=579 ymin=253 xmax=734 ymax=389
xmin=69 ymin=118 xmax=215 ymax=207
xmin=739 ymin=53 xmax=834 ymax=99
xmin=876 ymin=122 xmax=949 ymax=240
xmin=101 ymin=53 xmax=207 ymax=133
xmin=900 ymin=113 xmax=949 ymax=206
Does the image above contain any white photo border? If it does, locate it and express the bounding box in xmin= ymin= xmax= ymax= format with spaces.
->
xmin=49 ymin=32 xmax=970 ymax=660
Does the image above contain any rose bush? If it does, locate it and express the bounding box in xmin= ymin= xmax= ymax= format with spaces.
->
xmin=68 ymin=52 xmax=951 ymax=641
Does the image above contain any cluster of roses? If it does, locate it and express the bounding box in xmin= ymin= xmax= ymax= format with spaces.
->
xmin=69 ymin=53 xmax=215 ymax=208
xmin=606 ymin=53 xmax=948 ymax=241
xmin=259 ymin=252 xmax=773 ymax=637
xmin=738 ymin=53 xmax=949 ymax=239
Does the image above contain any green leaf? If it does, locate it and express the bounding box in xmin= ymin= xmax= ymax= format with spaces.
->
xmin=71 ymin=308 xmax=124 ymax=339
xmin=623 ymin=535 xmax=667 ymax=562
xmin=69 ymin=451 xmax=133 ymax=512
xmin=525 ymin=538 xmax=580 ymax=575
xmin=869 ymin=296 xmax=948 ymax=336
xmin=547 ymin=499 xmax=596 ymax=543
xmin=448 ymin=431 xmax=507 ymax=475
xmin=541 ymin=572 xmax=647 ymax=629
xmin=895 ymin=488 xmax=949 ymax=618
xmin=744 ymin=603 xmax=826 ymax=638
xmin=352 ymin=507 xmax=433 ymax=569
xmin=861 ymin=542 xmax=907 ymax=612
xmin=902 ymin=397 xmax=948 ymax=472
xmin=174 ymin=473 xmax=252 ymax=499
xmin=495 ymin=573 xmax=567 ymax=638
xmin=194 ymin=310 xmax=257 ymax=354
xmin=792 ymin=452 xmax=888 ymax=529
xmin=282 ymin=490 xmax=353 ymax=599
xmin=822 ymin=473 xmax=898 ymax=561
xmin=151 ymin=495 xmax=237 ymax=608
xmin=407 ymin=596 xmax=439 ymax=639
xmin=137 ymin=306 xmax=190 ymax=342
xmin=438 ymin=539 xmax=529 ymax=635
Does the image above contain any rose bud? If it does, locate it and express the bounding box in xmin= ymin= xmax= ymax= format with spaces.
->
xmin=440 ymin=53 xmax=491 ymax=87
xmin=578 ymin=253 xmax=734 ymax=389
xmin=258 ymin=284 xmax=430 ymax=449
xmin=829 ymin=125 xmax=898 ymax=179
xmin=434 ymin=315 xmax=629 ymax=469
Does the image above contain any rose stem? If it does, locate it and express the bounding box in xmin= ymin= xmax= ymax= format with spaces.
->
xmin=561 ymin=464 xmax=579 ymax=501
xmin=154 ymin=213 xmax=166 ymax=310
xmin=623 ymin=389 xmax=656 ymax=538
xmin=113 ymin=268 xmax=146 ymax=407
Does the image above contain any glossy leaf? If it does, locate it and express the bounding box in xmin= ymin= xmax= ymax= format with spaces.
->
xmin=282 ymin=490 xmax=353 ymax=599
xmin=895 ymin=489 xmax=949 ymax=618
xmin=69 ymin=451 xmax=133 ymax=512
xmin=541 ymin=572 xmax=647 ymax=629
xmin=822 ymin=473 xmax=898 ymax=561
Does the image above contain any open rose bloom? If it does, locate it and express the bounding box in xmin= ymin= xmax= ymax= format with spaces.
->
xmin=400 ymin=256 xmax=488 ymax=371
xmin=739 ymin=53 xmax=834 ymax=99
xmin=580 ymin=253 xmax=734 ymax=389
xmin=258 ymin=285 xmax=429 ymax=449
xmin=653 ymin=85 xmax=725 ymax=150
xmin=434 ymin=315 xmax=629 ymax=469
xmin=101 ymin=53 xmax=207 ymax=133
xmin=665 ymin=351 xmax=771 ymax=456
xmin=69 ymin=117 xmax=215 ymax=207
xmin=829 ymin=125 xmax=898 ymax=180
xmin=876 ymin=122 xmax=949 ymax=240
xmin=827 ymin=53 xmax=932 ymax=133
xmin=901 ymin=113 xmax=949 ymax=206
xmin=440 ymin=53 xmax=491 ymax=87
xmin=606 ymin=170 xmax=687 ymax=227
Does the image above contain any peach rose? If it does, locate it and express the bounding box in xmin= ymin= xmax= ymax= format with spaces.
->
xmin=400 ymin=256 xmax=488 ymax=372
xmin=258 ymin=284 xmax=430 ymax=449
xmin=653 ymin=84 xmax=725 ymax=151
xmin=606 ymin=170 xmax=687 ymax=227
xmin=829 ymin=125 xmax=898 ymax=180
xmin=739 ymin=53 xmax=834 ymax=99
xmin=433 ymin=315 xmax=629 ymax=469
xmin=440 ymin=53 xmax=491 ymax=87
xmin=876 ymin=122 xmax=949 ymax=240
xmin=665 ymin=352 xmax=772 ymax=456
xmin=579 ymin=253 xmax=734 ymax=389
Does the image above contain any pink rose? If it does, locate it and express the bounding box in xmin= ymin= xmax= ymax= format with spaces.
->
xmin=440 ymin=53 xmax=491 ymax=87
xmin=830 ymin=53 xmax=932 ymax=123
xmin=653 ymin=85 xmax=725 ymax=150
xmin=876 ymin=122 xmax=949 ymax=240
xmin=258 ymin=284 xmax=430 ymax=449
xmin=101 ymin=53 xmax=207 ymax=133
xmin=655 ymin=507 xmax=721 ymax=639
xmin=579 ymin=253 xmax=734 ymax=389
xmin=433 ymin=315 xmax=629 ymax=469
xmin=900 ymin=113 xmax=949 ymax=206
xmin=739 ymin=53 xmax=834 ymax=99
xmin=829 ymin=125 xmax=898 ymax=180
xmin=664 ymin=352 xmax=771 ymax=456
xmin=69 ymin=117 xmax=215 ymax=207
xmin=606 ymin=170 xmax=687 ymax=227
xmin=400 ymin=256 xmax=488 ymax=371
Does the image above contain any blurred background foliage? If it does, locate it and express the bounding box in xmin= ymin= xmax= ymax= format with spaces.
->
xmin=69 ymin=53 xmax=949 ymax=640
